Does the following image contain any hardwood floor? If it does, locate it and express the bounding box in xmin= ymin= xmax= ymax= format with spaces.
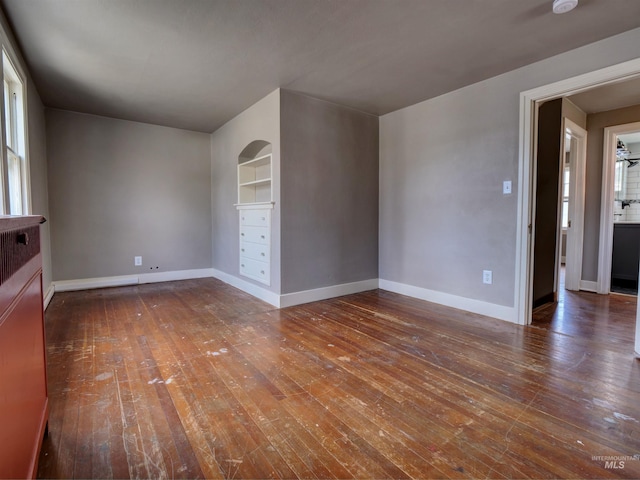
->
xmin=37 ymin=278 xmax=640 ymax=479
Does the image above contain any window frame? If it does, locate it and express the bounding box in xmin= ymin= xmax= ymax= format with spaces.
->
xmin=0 ymin=48 xmax=30 ymax=216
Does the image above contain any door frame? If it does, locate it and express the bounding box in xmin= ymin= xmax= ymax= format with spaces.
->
xmin=598 ymin=121 xmax=640 ymax=294
xmin=516 ymin=58 xmax=640 ymax=326
xmin=561 ymin=118 xmax=587 ymax=292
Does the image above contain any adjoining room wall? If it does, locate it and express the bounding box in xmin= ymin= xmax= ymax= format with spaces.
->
xmin=280 ymin=91 xmax=379 ymax=294
xmin=379 ymin=27 xmax=640 ymax=318
xmin=210 ymin=89 xmax=281 ymax=294
xmin=583 ymin=103 xmax=640 ymax=281
xmin=46 ymin=109 xmax=211 ymax=281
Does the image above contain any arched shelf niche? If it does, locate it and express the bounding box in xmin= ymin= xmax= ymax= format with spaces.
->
xmin=237 ymin=140 xmax=272 ymax=205
xmin=236 ymin=140 xmax=273 ymax=285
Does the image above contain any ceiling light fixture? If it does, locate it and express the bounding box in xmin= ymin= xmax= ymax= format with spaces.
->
xmin=553 ymin=0 xmax=578 ymax=14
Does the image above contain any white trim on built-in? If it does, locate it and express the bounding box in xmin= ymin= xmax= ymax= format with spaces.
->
xmin=211 ymin=270 xmax=377 ymax=309
xmin=53 ymin=268 xmax=215 ymax=293
xmin=598 ymin=121 xmax=640 ymax=294
xmin=379 ymin=279 xmax=517 ymax=323
xmin=211 ymin=268 xmax=280 ymax=307
xmin=516 ymin=57 xmax=640 ymax=326
xmin=279 ymin=279 xmax=379 ymax=308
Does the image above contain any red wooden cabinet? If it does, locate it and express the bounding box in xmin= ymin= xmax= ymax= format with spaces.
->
xmin=0 ymin=216 xmax=48 ymax=479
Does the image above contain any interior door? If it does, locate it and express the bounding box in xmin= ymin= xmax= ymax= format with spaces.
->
xmin=532 ymin=99 xmax=563 ymax=308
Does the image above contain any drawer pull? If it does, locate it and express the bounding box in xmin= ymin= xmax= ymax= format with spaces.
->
xmin=261 ymin=235 xmax=265 ymax=239
xmin=262 ymin=217 xmax=266 ymax=221
xmin=260 ymin=270 xmax=265 ymax=274
xmin=241 ymin=248 xmax=245 ymax=252
xmin=261 ymin=253 xmax=265 ymax=256
xmin=241 ymin=233 xmax=245 ymax=236
xmin=241 ymin=264 xmax=245 ymax=268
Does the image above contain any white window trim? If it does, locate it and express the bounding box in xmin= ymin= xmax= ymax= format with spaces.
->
xmin=1 ymin=48 xmax=30 ymax=215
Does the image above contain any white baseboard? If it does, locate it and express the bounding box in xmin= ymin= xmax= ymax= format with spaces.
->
xmin=53 ymin=268 xmax=215 ymax=293
xmin=210 ymin=271 xmax=378 ymax=309
xmin=137 ymin=268 xmax=215 ymax=284
xmin=211 ymin=269 xmax=280 ymax=307
xmin=43 ymin=284 xmax=55 ymax=310
xmin=49 ymin=269 xmax=518 ymax=325
xmin=279 ymin=279 xmax=379 ymax=308
xmin=579 ymin=280 xmax=598 ymax=293
xmin=379 ymin=279 xmax=518 ymax=324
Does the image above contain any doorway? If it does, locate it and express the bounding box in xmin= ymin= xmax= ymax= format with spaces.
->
xmin=598 ymin=122 xmax=640 ymax=295
xmin=530 ymin=103 xmax=586 ymax=309
xmin=516 ymin=58 xmax=640 ymax=356
xmin=560 ymin=119 xmax=587 ymax=293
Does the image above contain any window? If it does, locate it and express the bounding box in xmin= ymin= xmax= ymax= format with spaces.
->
xmin=614 ymin=136 xmax=627 ymax=201
xmin=561 ymin=131 xmax=571 ymax=230
xmin=1 ymin=50 xmax=28 ymax=215
xmin=561 ymin=164 xmax=570 ymax=229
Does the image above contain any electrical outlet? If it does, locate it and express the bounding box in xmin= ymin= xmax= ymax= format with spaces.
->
xmin=503 ymin=180 xmax=512 ymax=195
xmin=483 ymin=270 xmax=493 ymax=284
xmin=134 ymin=256 xmax=142 ymax=266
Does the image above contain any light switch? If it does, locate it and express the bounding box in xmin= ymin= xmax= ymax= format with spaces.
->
xmin=503 ymin=181 xmax=512 ymax=195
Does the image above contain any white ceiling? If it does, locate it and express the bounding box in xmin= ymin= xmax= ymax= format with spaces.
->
xmin=2 ymin=0 xmax=640 ymax=133
xmin=619 ymin=132 xmax=640 ymax=146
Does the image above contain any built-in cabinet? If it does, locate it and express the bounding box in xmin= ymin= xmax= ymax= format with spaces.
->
xmin=0 ymin=215 xmax=48 ymax=479
xmin=611 ymin=222 xmax=640 ymax=292
xmin=236 ymin=150 xmax=273 ymax=286
xmin=238 ymin=206 xmax=271 ymax=284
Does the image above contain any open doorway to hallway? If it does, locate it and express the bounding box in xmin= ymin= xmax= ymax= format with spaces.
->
xmin=533 ymin=265 xmax=637 ymax=344
xmin=517 ymin=58 xmax=640 ymax=355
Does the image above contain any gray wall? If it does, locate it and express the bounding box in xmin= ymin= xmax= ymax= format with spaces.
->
xmin=210 ymin=89 xmax=281 ymax=293
xmin=0 ymin=9 xmax=52 ymax=292
xmin=582 ymin=103 xmax=640 ymax=282
xmin=27 ymin=81 xmax=52 ymax=289
xmin=380 ymin=27 xmax=640 ymax=308
xmin=46 ymin=109 xmax=211 ymax=281
xmin=280 ymin=91 xmax=378 ymax=293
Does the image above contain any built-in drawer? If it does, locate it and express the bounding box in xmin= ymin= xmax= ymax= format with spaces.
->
xmin=240 ymin=225 xmax=268 ymax=245
xmin=240 ymin=241 xmax=269 ymax=262
xmin=240 ymin=257 xmax=270 ymax=283
xmin=240 ymin=209 xmax=270 ymax=227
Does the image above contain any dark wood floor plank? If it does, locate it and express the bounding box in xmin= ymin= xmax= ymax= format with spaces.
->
xmin=37 ymin=278 xmax=640 ymax=479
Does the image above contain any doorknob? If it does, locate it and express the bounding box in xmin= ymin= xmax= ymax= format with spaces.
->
xmin=568 ymin=220 xmax=572 ymax=228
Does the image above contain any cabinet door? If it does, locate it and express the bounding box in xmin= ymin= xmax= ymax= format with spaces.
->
xmin=0 ymin=273 xmax=47 ymax=479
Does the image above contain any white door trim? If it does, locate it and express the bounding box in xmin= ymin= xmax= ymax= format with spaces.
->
xmin=563 ymin=118 xmax=587 ymax=292
xmin=516 ymin=58 xmax=640 ymax=326
xmin=598 ymin=121 xmax=640 ymax=294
